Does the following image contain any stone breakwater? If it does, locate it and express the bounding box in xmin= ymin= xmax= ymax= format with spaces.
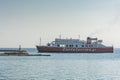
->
xmin=0 ymin=50 xmax=50 ymax=56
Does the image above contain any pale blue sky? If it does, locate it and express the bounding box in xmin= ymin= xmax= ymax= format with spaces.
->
xmin=0 ymin=0 xmax=120 ymax=48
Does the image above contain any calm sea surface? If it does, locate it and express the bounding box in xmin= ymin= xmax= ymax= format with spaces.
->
xmin=0 ymin=48 xmax=120 ymax=80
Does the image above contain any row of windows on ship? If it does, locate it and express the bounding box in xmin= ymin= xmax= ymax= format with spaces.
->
xmin=56 ymin=44 xmax=96 ymax=48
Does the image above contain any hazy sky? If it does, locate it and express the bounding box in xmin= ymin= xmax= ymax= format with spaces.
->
xmin=0 ymin=0 xmax=120 ymax=48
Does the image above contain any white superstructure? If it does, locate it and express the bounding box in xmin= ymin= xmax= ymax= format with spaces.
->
xmin=47 ymin=37 xmax=107 ymax=48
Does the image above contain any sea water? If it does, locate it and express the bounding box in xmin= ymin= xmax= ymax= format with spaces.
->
xmin=0 ymin=48 xmax=120 ymax=80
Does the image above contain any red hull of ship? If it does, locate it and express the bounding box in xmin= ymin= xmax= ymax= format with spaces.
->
xmin=36 ymin=46 xmax=113 ymax=53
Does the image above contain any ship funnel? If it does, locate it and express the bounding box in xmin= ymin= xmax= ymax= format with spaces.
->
xmin=87 ymin=37 xmax=98 ymax=44
xmin=87 ymin=37 xmax=91 ymax=44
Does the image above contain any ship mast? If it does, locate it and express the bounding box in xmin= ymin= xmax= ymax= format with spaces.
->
xmin=39 ymin=37 xmax=41 ymax=46
xmin=78 ymin=35 xmax=80 ymax=39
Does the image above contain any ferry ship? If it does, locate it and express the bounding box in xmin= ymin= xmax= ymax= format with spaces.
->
xmin=36 ymin=37 xmax=113 ymax=53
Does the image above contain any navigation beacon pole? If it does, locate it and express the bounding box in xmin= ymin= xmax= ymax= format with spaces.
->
xmin=19 ymin=45 xmax=21 ymax=51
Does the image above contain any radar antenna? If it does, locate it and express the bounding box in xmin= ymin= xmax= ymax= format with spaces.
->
xmin=59 ymin=35 xmax=61 ymax=39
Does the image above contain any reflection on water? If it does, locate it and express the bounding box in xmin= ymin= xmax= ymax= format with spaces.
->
xmin=0 ymin=48 xmax=120 ymax=80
